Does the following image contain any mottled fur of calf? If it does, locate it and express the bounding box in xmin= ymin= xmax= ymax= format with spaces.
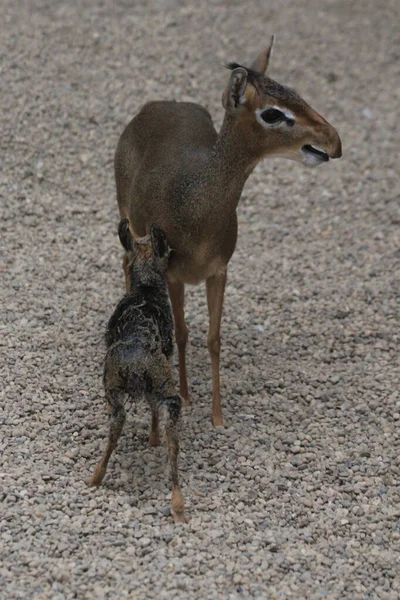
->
xmin=90 ymin=220 xmax=185 ymax=522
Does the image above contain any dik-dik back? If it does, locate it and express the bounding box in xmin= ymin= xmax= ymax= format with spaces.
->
xmin=115 ymin=101 xmax=217 ymax=220
xmin=115 ymin=101 xmax=225 ymax=283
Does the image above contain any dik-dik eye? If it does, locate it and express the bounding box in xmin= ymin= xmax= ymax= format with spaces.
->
xmin=259 ymin=107 xmax=295 ymax=127
xmin=261 ymin=108 xmax=286 ymax=123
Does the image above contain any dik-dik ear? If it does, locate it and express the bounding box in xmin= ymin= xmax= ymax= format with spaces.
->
xmin=250 ymin=35 xmax=275 ymax=74
xmin=222 ymin=67 xmax=248 ymax=113
xmin=150 ymin=225 xmax=170 ymax=262
xmin=118 ymin=218 xmax=134 ymax=252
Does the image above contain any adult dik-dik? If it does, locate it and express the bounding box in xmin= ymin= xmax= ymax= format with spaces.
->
xmin=115 ymin=38 xmax=342 ymax=427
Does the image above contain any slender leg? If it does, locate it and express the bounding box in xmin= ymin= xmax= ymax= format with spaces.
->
xmin=206 ymin=271 xmax=227 ymax=427
xmin=168 ymin=281 xmax=190 ymax=405
xmin=162 ymin=394 xmax=185 ymax=523
xmin=90 ymin=389 xmax=126 ymax=487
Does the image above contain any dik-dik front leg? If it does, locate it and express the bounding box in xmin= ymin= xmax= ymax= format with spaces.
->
xmin=168 ymin=281 xmax=190 ymax=405
xmin=206 ymin=271 xmax=227 ymax=427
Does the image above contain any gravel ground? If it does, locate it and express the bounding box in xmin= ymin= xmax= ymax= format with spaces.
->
xmin=1 ymin=0 xmax=400 ymax=598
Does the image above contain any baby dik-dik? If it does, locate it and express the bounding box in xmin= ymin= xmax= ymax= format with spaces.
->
xmin=90 ymin=220 xmax=185 ymax=523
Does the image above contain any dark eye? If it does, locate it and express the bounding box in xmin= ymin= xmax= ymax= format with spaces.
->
xmin=261 ymin=108 xmax=285 ymax=124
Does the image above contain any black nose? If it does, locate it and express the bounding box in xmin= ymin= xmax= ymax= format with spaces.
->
xmin=331 ymin=136 xmax=342 ymax=159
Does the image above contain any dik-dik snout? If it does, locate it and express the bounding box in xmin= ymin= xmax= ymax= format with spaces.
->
xmin=223 ymin=36 xmax=342 ymax=168
xmin=296 ymin=110 xmax=342 ymax=166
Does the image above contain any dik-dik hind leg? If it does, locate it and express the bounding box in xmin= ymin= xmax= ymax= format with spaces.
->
xmin=161 ymin=394 xmax=185 ymax=523
xmin=206 ymin=271 xmax=227 ymax=427
xmin=90 ymin=389 xmax=126 ymax=487
xmin=168 ymin=281 xmax=190 ymax=405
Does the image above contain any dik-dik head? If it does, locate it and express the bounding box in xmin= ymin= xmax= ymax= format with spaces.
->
xmin=118 ymin=219 xmax=171 ymax=288
xmin=222 ymin=36 xmax=342 ymax=166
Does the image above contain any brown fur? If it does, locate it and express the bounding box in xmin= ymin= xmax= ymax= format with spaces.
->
xmin=114 ymin=41 xmax=342 ymax=426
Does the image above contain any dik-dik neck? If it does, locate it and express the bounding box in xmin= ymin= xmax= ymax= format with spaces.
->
xmin=195 ymin=114 xmax=260 ymax=216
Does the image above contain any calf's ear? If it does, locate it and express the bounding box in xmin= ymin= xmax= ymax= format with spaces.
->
xmin=118 ymin=219 xmax=134 ymax=252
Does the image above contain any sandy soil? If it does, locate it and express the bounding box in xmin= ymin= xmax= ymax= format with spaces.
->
xmin=1 ymin=0 xmax=399 ymax=598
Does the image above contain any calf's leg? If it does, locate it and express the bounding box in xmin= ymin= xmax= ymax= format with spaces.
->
xmin=90 ymin=389 xmax=126 ymax=487
xmin=160 ymin=394 xmax=185 ymax=523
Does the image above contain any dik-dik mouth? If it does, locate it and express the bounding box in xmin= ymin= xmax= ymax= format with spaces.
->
xmin=301 ymin=144 xmax=330 ymax=164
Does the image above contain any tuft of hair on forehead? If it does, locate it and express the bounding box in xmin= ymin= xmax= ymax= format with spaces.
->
xmin=226 ymin=62 xmax=302 ymax=104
